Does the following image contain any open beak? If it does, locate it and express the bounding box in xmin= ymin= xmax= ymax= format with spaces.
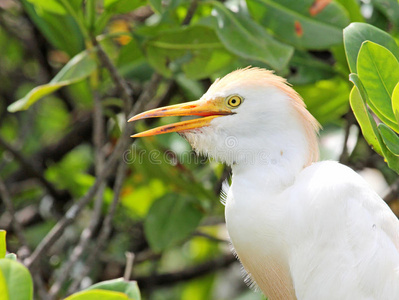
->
xmin=128 ymin=98 xmax=232 ymax=137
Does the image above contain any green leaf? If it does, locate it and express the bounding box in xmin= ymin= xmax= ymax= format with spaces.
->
xmin=294 ymin=77 xmax=349 ymax=124
xmin=0 ymin=231 xmax=5 ymax=259
xmin=65 ymin=289 xmax=128 ymax=300
xmin=148 ymin=0 xmax=162 ymax=13
xmin=0 ymin=259 xmax=33 ymax=300
xmin=105 ymin=0 xmax=146 ymax=14
xmin=27 ymin=0 xmax=84 ymax=14
xmin=357 ymin=41 xmax=399 ymax=132
xmin=381 ymin=144 xmax=399 ymax=174
xmin=144 ymin=194 xmax=203 ymax=252
xmin=350 ymin=76 xmax=399 ymax=173
xmin=349 ymin=75 xmax=383 ymax=156
xmin=289 ymin=50 xmax=336 ymax=85
xmin=392 ymin=82 xmax=399 ymax=125
xmin=378 ymin=123 xmax=399 ymax=156
xmin=343 ymin=22 xmax=399 ymax=73
xmin=0 ymin=268 xmax=7 ymax=300
xmin=143 ymin=25 xmax=234 ymax=79
xmin=335 ymin=0 xmax=364 ymax=22
xmin=21 ymin=0 xmax=85 ymax=55
xmin=8 ymin=51 xmax=97 ymax=112
xmin=371 ymin=0 xmax=399 ymax=28
xmin=247 ymin=0 xmax=349 ymax=49
xmin=85 ymin=278 xmax=140 ymax=300
xmin=212 ymin=2 xmax=293 ymax=71
xmin=27 ymin=0 xmax=67 ymax=14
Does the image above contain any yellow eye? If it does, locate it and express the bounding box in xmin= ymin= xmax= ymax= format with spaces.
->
xmin=226 ymin=95 xmax=243 ymax=108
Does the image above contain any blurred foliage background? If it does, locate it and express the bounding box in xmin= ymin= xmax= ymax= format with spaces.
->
xmin=0 ymin=0 xmax=399 ymax=299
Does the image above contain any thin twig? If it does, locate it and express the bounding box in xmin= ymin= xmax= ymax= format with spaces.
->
xmin=339 ymin=111 xmax=355 ymax=164
xmin=193 ymin=231 xmax=229 ymax=244
xmin=124 ymin=252 xmax=135 ymax=281
xmin=0 ymin=178 xmax=50 ymax=299
xmin=49 ymin=92 xmax=107 ymax=298
xmin=182 ymin=0 xmax=199 ymax=25
xmin=67 ymin=4 xmax=201 ymax=291
xmin=135 ymin=253 xmax=236 ymax=289
xmin=25 ymin=67 xmax=162 ymax=270
xmin=0 ymin=178 xmax=29 ymax=253
xmin=30 ymin=0 xmax=197 ymax=289
xmin=24 ymin=152 xmax=117 ymax=268
xmin=67 ymin=160 xmax=127 ymax=294
xmin=92 ymin=38 xmax=133 ymax=115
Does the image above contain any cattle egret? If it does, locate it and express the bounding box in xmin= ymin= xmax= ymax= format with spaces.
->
xmin=128 ymin=68 xmax=399 ymax=300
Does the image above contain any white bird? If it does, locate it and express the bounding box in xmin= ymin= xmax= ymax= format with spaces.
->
xmin=128 ymin=67 xmax=399 ymax=300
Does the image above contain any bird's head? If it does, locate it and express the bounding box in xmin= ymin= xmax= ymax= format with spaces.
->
xmin=129 ymin=67 xmax=320 ymax=169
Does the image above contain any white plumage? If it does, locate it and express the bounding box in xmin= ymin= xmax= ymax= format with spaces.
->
xmin=129 ymin=68 xmax=399 ymax=300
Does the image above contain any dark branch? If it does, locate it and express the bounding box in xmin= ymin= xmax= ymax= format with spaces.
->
xmin=135 ymin=253 xmax=236 ymax=289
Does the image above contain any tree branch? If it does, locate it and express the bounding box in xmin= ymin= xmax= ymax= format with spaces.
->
xmin=49 ymin=91 xmax=107 ymax=298
xmin=67 ymin=160 xmax=128 ymax=294
xmin=0 ymin=178 xmax=29 ymax=253
xmin=135 ymin=253 xmax=236 ymax=289
xmin=25 ymin=69 xmax=162 ymax=269
xmin=0 ymin=177 xmax=50 ymax=299
xmin=92 ymin=38 xmax=133 ymax=116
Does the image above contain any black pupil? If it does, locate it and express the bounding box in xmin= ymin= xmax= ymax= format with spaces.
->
xmin=231 ymin=98 xmax=237 ymax=104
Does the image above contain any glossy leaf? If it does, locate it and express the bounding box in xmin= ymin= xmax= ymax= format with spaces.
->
xmin=350 ymin=74 xmax=399 ymax=173
xmin=144 ymin=25 xmax=234 ymax=79
xmin=349 ymin=76 xmax=383 ymax=156
xmin=212 ymin=2 xmax=293 ymax=71
xmin=85 ymin=278 xmax=140 ymax=300
xmin=65 ymin=289 xmax=128 ymax=300
xmin=381 ymin=146 xmax=399 ymax=174
xmin=144 ymin=194 xmax=203 ymax=252
xmin=0 ymin=259 xmax=33 ymax=300
xmin=392 ymin=82 xmax=399 ymax=125
xmin=8 ymin=51 xmax=97 ymax=112
xmin=247 ymin=0 xmax=349 ymax=49
xmin=0 ymin=231 xmax=5 ymax=259
xmin=343 ymin=22 xmax=399 ymax=73
xmin=378 ymin=124 xmax=399 ymax=156
xmin=357 ymin=41 xmax=399 ymax=132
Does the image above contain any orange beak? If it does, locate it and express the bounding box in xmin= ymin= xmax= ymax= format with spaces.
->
xmin=128 ymin=98 xmax=232 ymax=137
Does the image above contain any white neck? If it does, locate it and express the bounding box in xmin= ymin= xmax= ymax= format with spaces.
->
xmin=231 ymin=118 xmax=315 ymax=192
